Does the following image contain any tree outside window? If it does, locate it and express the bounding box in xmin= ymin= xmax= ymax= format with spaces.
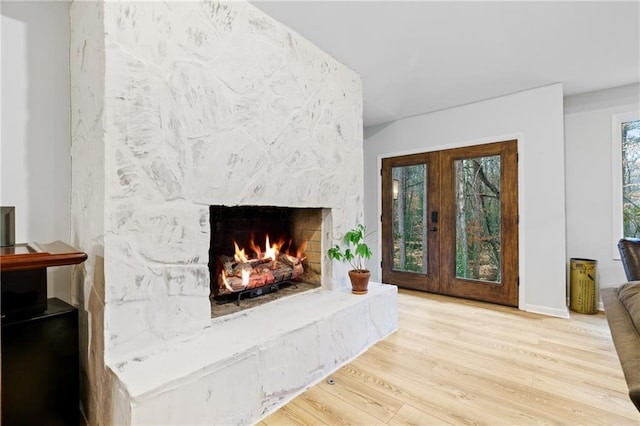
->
xmin=622 ymin=120 xmax=640 ymax=237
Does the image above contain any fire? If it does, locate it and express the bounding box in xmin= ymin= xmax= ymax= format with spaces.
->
xmin=221 ymin=270 xmax=234 ymax=292
xmin=234 ymin=242 xmax=250 ymax=263
xmin=249 ymin=238 xmax=262 ymax=259
xmin=221 ymin=269 xmax=252 ymax=291
xmin=264 ymin=235 xmax=279 ymax=261
xmin=234 ymin=234 xmax=286 ymax=262
xmin=241 ymin=269 xmax=250 ymax=287
xmin=219 ymin=233 xmax=308 ymax=296
xmin=296 ymin=240 xmax=308 ymax=261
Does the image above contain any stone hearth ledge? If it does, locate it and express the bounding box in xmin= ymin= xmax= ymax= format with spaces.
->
xmin=107 ymin=282 xmax=398 ymax=425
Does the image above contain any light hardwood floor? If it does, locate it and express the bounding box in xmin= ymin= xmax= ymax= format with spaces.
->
xmin=261 ymin=288 xmax=640 ymax=425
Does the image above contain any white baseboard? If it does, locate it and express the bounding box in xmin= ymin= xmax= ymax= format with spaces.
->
xmin=524 ymin=303 xmax=570 ymax=319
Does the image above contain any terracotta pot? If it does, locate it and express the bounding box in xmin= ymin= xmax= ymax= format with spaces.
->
xmin=348 ymin=270 xmax=370 ymax=295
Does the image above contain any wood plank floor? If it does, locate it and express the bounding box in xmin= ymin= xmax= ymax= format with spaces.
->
xmin=261 ymin=288 xmax=640 ymax=425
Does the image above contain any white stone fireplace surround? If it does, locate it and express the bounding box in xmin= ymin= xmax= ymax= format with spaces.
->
xmin=70 ymin=1 xmax=397 ymax=424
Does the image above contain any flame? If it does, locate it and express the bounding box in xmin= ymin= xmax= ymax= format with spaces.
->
xmin=222 ymin=234 xmax=309 ymax=293
xmin=296 ymin=240 xmax=308 ymax=260
xmin=249 ymin=236 xmax=262 ymax=259
xmin=230 ymin=235 xmax=306 ymax=264
xmin=221 ymin=270 xmax=234 ymax=292
xmin=233 ymin=234 xmax=285 ymax=262
xmin=234 ymin=241 xmax=250 ymax=263
xmin=264 ymin=235 xmax=279 ymax=261
xmin=241 ymin=269 xmax=250 ymax=288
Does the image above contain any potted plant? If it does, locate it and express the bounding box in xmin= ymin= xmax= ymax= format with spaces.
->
xmin=327 ymin=224 xmax=373 ymax=294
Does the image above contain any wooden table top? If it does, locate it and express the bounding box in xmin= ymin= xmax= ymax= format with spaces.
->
xmin=0 ymin=241 xmax=87 ymax=271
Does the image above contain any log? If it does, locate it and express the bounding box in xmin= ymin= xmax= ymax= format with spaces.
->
xmin=271 ymin=262 xmax=302 ymax=282
xmin=278 ymin=253 xmax=300 ymax=267
xmin=216 ymin=254 xmax=305 ymax=296
xmin=220 ymin=255 xmax=274 ymax=269
xmin=220 ymin=256 xmax=275 ymax=278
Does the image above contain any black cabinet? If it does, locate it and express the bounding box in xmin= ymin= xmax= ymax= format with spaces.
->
xmin=1 ymin=298 xmax=79 ymax=426
xmin=0 ymin=241 xmax=86 ymax=424
xmin=1 ymin=268 xmax=47 ymax=317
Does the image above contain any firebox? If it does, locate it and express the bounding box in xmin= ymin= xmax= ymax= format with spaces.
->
xmin=209 ymin=206 xmax=322 ymax=304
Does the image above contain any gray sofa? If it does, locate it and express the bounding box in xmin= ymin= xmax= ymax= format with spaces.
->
xmin=601 ymin=282 xmax=640 ymax=412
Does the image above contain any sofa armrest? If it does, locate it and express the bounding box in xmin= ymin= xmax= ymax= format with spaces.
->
xmin=601 ymin=286 xmax=640 ymax=412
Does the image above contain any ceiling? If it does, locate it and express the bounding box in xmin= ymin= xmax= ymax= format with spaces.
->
xmin=251 ymin=1 xmax=640 ymax=128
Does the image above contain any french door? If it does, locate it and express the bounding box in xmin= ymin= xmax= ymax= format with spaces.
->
xmin=381 ymin=140 xmax=518 ymax=307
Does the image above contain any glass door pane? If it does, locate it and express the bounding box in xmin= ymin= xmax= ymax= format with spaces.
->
xmin=454 ymin=155 xmax=501 ymax=283
xmin=392 ymin=164 xmax=428 ymax=273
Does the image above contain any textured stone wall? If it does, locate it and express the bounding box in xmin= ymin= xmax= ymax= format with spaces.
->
xmin=71 ymin=1 xmax=367 ymax=422
xmin=99 ymin=0 xmax=363 ymax=354
xmin=69 ymin=1 xmax=109 ymax=424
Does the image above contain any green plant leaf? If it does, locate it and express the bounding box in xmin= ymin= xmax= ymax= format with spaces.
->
xmin=355 ymin=243 xmax=372 ymax=260
xmin=326 ymin=224 xmax=373 ymax=271
xmin=327 ymin=245 xmax=343 ymax=261
xmin=344 ymin=248 xmax=354 ymax=261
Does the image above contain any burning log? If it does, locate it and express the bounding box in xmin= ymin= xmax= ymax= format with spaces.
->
xmin=217 ymin=254 xmax=304 ymax=296
xmin=214 ymin=234 xmax=307 ymax=297
xmin=220 ymin=254 xmax=301 ymax=278
xmin=220 ymin=255 xmax=272 ymax=277
xmin=279 ymin=253 xmax=301 ymax=267
xmin=272 ymin=262 xmax=304 ymax=282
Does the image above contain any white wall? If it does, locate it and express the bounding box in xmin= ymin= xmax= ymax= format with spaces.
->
xmin=364 ymin=84 xmax=568 ymax=317
xmin=564 ymin=83 xmax=640 ymax=293
xmin=0 ymin=1 xmax=71 ymax=299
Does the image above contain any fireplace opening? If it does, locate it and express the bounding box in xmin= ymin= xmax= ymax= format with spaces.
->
xmin=209 ymin=206 xmax=322 ymax=316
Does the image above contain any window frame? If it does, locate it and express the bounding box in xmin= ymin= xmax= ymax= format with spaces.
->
xmin=612 ymin=110 xmax=640 ymax=259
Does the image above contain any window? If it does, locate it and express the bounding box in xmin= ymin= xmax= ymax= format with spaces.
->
xmin=613 ymin=111 xmax=640 ymax=258
xmin=622 ymin=119 xmax=640 ymax=237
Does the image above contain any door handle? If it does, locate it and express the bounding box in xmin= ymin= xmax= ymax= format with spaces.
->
xmin=429 ymin=211 xmax=438 ymax=231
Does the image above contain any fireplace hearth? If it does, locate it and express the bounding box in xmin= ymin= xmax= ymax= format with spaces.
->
xmin=209 ymin=206 xmax=322 ymax=312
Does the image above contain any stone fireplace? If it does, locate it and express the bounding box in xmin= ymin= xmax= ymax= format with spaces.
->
xmin=69 ymin=1 xmax=397 ymax=424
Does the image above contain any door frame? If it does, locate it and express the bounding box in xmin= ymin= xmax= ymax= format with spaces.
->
xmin=375 ymin=135 xmax=525 ymax=309
xmin=381 ymin=151 xmax=441 ymax=292
xmin=439 ymin=140 xmax=519 ymax=306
